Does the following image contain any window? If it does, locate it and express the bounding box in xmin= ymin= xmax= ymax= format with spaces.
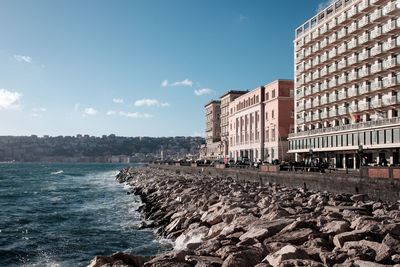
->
xmin=266 ymin=92 xmax=269 ymax=100
xmin=290 ymin=110 xmax=294 ymax=118
xmin=271 ymin=129 xmax=276 ymax=141
xmin=272 ymin=89 xmax=276 ymax=98
xmin=272 ymin=110 xmax=275 ymax=119
xmin=265 ymin=129 xmax=269 ymax=142
xmin=265 ymin=112 xmax=268 ymax=120
xmin=256 ymin=95 xmax=259 ymax=103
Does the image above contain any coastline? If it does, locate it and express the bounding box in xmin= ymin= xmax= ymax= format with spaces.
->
xmin=89 ymin=166 xmax=400 ymax=266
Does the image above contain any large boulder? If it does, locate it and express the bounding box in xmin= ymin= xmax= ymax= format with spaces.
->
xmin=264 ymin=245 xmax=310 ymax=267
xmin=88 ymin=252 xmax=146 ymax=267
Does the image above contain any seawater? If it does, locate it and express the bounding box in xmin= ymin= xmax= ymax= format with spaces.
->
xmin=0 ymin=163 xmax=172 ymax=266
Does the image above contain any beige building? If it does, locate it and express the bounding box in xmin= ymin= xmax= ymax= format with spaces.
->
xmin=204 ymin=100 xmax=222 ymax=160
xmin=219 ymin=90 xmax=248 ymax=157
xmin=289 ymin=0 xmax=400 ymax=168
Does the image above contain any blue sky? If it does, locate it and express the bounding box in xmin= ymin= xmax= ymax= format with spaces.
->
xmin=0 ymin=0 xmax=329 ymax=137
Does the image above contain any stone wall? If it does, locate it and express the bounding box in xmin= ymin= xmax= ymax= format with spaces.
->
xmin=149 ymin=164 xmax=400 ymax=202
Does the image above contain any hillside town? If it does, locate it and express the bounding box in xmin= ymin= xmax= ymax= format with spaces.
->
xmin=0 ymin=135 xmax=204 ymax=163
xmin=200 ymin=0 xmax=400 ymax=170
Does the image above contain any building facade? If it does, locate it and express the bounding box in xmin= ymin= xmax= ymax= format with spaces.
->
xmin=229 ymin=80 xmax=294 ymax=163
xmin=289 ymin=0 xmax=400 ymax=168
xmin=219 ymin=90 xmax=248 ymax=157
xmin=204 ymin=100 xmax=222 ymax=160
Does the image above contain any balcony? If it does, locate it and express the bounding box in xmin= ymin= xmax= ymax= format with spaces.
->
xmin=305 ymin=101 xmax=312 ymax=109
xmin=328 ymin=79 xmax=338 ymax=88
xmin=383 ymin=76 xmax=400 ymax=88
xmin=329 ymin=109 xmax=338 ymax=117
xmin=328 ymin=49 xmax=337 ymax=59
xmin=297 ymin=104 xmax=304 ymax=111
xmin=382 ymin=96 xmax=399 ymax=106
xmin=312 ymin=113 xmax=320 ymax=121
xmin=348 ymin=39 xmax=359 ymax=50
xmin=348 ymin=23 xmax=358 ymax=34
xmin=328 ymin=64 xmax=338 ymax=73
xmin=338 ymin=13 xmax=347 ymax=24
xmin=338 ymin=106 xmax=348 ymax=115
xmin=328 ymin=19 xmax=338 ymax=30
xmin=296 ymin=118 xmax=304 ymax=124
xmin=359 ymin=84 xmax=370 ymax=94
xmin=371 ymin=45 xmax=383 ymax=56
xmin=329 ymin=33 xmax=337 ymax=44
xmin=348 ymin=87 xmax=358 ymax=97
xmin=383 ymin=1 xmax=397 ymax=15
xmin=383 ymin=20 xmax=398 ymax=34
xmin=320 ymin=97 xmax=328 ymax=105
xmin=329 ymin=94 xmax=338 ymax=103
xmin=338 ymin=28 xmax=347 ymax=39
xmin=320 ymin=39 xmax=328 ymax=49
xmin=349 ymin=104 xmax=358 ymax=112
xmin=348 ymin=7 xmax=357 ymax=19
xmin=338 ymin=60 xmax=348 ymax=70
xmin=320 ymin=82 xmax=328 ymax=91
xmin=320 ymin=68 xmax=328 ymax=77
xmin=358 ymin=16 xmax=370 ymax=29
xmin=289 ymin=116 xmax=400 ymax=139
xmin=338 ymin=44 xmax=347 ymax=54
xmin=348 ymin=56 xmax=358 ymax=65
xmin=371 ymin=9 xmax=382 ymax=22
xmin=338 ymin=91 xmax=347 ymax=100
xmin=312 ymin=30 xmax=319 ymax=40
xmin=297 ymin=91 xmax=305 ymax=98
xmin=359 ymin=102 xmax=370 ymax=110
xmin=359 ymin=34 xmax=370 ymax=45
xmin=320 ymin=112 xmax=328 ymax=119
xmin=312 ymin=86 xmax=320 ymax=94
xmin=371 ymin=81 xmax=383 ymax=91
xmin=371 ymin=99 xmax=382 ymax=108
xmin=371 ymin=27 xmax=383 ymax=39
xmin=359 ymin=0 xmax=372 ymax=12
xmin=312 ymin=43 xmax=320 ymax=52
xmin=383 ymin=40 xmax=396 ymax=51
xmin=305 ymin=87 xmax=312 ymax=96
xmin=320 ymin=24 xmax=328 ymax=35
xmin=359 ymin=68 xmax=371 ymax=78
xmin=313 ymin=98 xmax=320 ymax=107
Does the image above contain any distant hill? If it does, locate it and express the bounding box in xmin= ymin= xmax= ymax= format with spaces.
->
xmin=0 ymin=135 xmax=205 ymax=162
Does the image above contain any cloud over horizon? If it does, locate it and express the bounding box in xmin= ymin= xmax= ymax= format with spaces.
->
xmin=14 ymin=55 xmax=32 ymax=63
xmin=0 ymin=89 xmax=23 ymax=109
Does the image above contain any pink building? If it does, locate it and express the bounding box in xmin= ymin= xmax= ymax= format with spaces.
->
xmin=228 ymin=80 xmax=294 ymax=162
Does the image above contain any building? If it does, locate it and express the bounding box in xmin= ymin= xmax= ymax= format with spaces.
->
xmin=289 ymin=0 xmax=400 ymax=168
xmin=204 ymin=100 xmax=222 ymax=160
xmin=229 ymin=80 xmax=294 ymax=162
xmin=219 ymin=90 xmax=248 ymax=157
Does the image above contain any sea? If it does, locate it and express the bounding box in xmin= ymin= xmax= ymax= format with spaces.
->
xmin=0 ymin=163 xmax=173 ymax=267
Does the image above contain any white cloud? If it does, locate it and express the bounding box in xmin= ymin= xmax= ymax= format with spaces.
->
xmin=32 ymin=107 xmax=46 ymax=112
xmin=194 ymin=88 xmax=213 ymax=96
xmin=316 ymin=0 xmax=335 ymax=13
xmin=84 ymin=107 xmax=98 ymax=115
xmin=161 ymin=78 xmax=193 ymax=87
xmin=161 ymin=80 xmax=169 ymax=87
xmin=119 ymin=111 xmax=152 ymax=118
xmin=0 ymin=89 xmax=22 ymax=109
xmin=240 ymin=14 xmax=248 ymax=20
xmin=113 ymin=98 xmax=124 ymax=104
xmin=14 ymin=55 xmax=32 ymax=63
xmin=134 ymin=98 xmax=170 ymax=107
xmin=106 ymin=110 xmax=116 ymax=115
xmin=31 ymin=113 xmax=40 ymax=117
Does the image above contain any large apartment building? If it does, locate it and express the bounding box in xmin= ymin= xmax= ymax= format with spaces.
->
xmin=289 ymin=0 xmax=400 ymax=168
xmin=229 ymin=80 xmax=294 ymax=162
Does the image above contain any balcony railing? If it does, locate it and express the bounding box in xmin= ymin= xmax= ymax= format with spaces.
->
xmin=297 ymin=104 xmax=304 ymax=111
xmin=328 ymin=94 xmax=338 ymax=102
xmin=289 ymin=117 xmax=400 ymax=138
xmin=312 ymin=113 xmax=320 ymax=121
xmin=383 ymin=1 xmax=397 ymax=15
xmin=338 ymin=106 xmax=348 ymax=115
xmin=371 ymin=99 xmax=382 ymax=108
xmin=297 ymin=91 xmax=305 ymax=98
xmin=349 ymin=104 xmax=358 ymax=112
xmin=313 ymin=98 xmax=320 ymax=106
xmin=338 ymin=44 xmax=347 ymax=54
xmin=371 ymin=81 xmax=383 ymax=91
xmin=320 ymin=112 xmax=328 ymax=119
xmin=371 ymin=27 xmax=383 ymax=39
xmin=348 ymin=88 xmax=358 ymax=97
xmin=329 ymin=109 xmax=338 ymax=117
xmin=312 ymin=86 xmax=320 ymax=94
xmin=320 ymin=97 xmax=328 ymax=105
xmin=338 ymin=91 xmax=347 ymax=100
xmin=382 ymin=96 xmax=399 ymax=106
xmin=305 ymin=101 xmax=312 ymax=109
xmin=296 ymin=118 xmax=304 ymax=124
xmin=371 ymin=9 xmax=382 ymax=22
xmin=359 ymin=102 xmax=370 ymax=110
xmin=358 ymin=16 xmax=370 ymax=29
xmin=359 ymin=85 xmax=370 ymax=94
xmin=371 ymin=63 xmax=383 ymax=73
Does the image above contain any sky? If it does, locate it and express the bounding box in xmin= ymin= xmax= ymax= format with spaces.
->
xmin=0 ymin=0 xmax=331 ymax=137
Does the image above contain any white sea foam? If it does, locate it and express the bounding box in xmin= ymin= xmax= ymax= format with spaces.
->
xmin=50 ymin=170 xmax=63 ymax=175
xmin=174 ymin=233 xmax=205 ymax=250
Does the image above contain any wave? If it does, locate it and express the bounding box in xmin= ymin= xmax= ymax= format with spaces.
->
xmin=50 ymin=170 xmax=63 ymax=175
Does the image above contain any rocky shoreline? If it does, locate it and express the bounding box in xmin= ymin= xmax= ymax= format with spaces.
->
xmin=89 ymin=166 xmax=400 ymax=267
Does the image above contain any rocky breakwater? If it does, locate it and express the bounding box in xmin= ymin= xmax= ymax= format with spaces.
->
xmin=89 ymin=166 xmax=400 ymax=267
